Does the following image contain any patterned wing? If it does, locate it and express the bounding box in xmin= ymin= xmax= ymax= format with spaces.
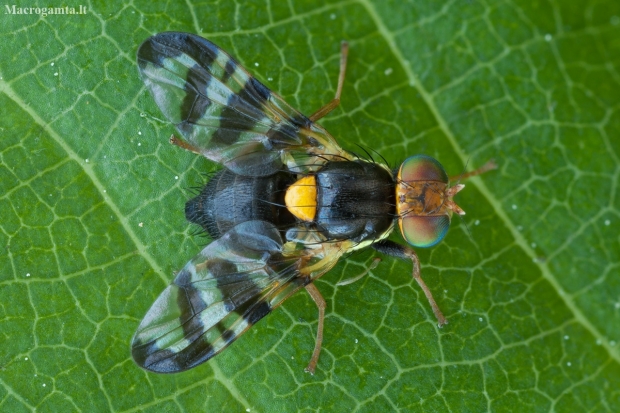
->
xmin=131 ymin=221 xmax=344 ymax=373
xmin=137 ymin=32 xmax=351 ymax=176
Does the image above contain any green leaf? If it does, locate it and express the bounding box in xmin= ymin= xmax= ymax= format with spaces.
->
xmin=1 ymin=0 xmax=619 ymax=411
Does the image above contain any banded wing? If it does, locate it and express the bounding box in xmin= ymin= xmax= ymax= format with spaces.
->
xmin=137 ymin=32 xmax=351 ymax=176
xmin=131 ymin=221 xmax=344 ymax=373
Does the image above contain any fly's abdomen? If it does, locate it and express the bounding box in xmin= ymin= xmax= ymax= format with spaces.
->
xmin=185 ymin=170 xmax=296 ymax=239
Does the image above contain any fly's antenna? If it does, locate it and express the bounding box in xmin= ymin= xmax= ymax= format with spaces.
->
xmin=452 ymin=158 xmax=470 ymax=186
xmin=448 ymin=158 xmax=497 ymax=183
xmin=456 ymin=212 xmax=475 ymax=246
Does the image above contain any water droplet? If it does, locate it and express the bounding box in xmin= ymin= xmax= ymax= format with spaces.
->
xmin=51 ymin=62 xmax=54 ymax=66
xmin=474 ymin=220 xmax=480 ymax=225
xmin=544 ymin=34 xmax=552 ymax=41
xmin=54 ymin=72 xmax=58 ymax=76
xmin=384 ymin=68 xmax=393 ymax=76
xmin=254 ymin=62 xmax=259 ymax=67
xmin=604 ymin=219 xmax=610 ymax=226
xmin=564 ymin=335 xmax=569 ymax=340
xmin=511 ymin=204 xmax=517 ymax=210
xmin=330 ymin=13 xmax=336 ymax=20
xmin=566 ymin=361 xmax=571 ymax=367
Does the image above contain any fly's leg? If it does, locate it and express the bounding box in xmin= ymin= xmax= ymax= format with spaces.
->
xmin=336 ymin=257 xmax=381 ymax=286
xmin=309 ymin=42 xmax=349 ymax=122
xmin=372 ymin=240 xmax=447 ymax=327
xmin=449 ymin=159 xmax=497 ymax=182
xmin=169 ymin=135 xmax=202 ymax=155
xmin=304 ymin=283 xmax=326 ymax=375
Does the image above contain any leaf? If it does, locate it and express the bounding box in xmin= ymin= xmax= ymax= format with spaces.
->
xmin=1 ymin=0 xmax=619 ymax=412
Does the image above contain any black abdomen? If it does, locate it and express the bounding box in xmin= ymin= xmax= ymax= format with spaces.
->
xmin=185 ymin=170 xmax=296 ymax=239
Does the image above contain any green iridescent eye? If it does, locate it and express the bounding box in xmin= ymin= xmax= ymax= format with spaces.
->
xmin=399 ymin=154 xmax=448 ymax=183
xmin=399 ymin=215 xmax=450 ymax=248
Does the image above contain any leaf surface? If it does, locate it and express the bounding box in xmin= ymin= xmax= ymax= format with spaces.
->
xmin=1 ymin=1 xmax=619 ymax=412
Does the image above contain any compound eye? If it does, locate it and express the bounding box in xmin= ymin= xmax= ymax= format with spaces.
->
xmin=399 ymin=155 xmax=448 ymax=183
xmin=399 ymin=215 xmax=450 ymax=248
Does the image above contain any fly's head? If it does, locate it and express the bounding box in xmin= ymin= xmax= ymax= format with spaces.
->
xmin=396 ymin=155 xmax=465 ymax=248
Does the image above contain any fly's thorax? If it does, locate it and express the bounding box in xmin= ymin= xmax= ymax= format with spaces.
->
xmin=396 ymin=155 xmax=465 ymax=248
xmin=284 ymin=160 xmax=396 ymax=243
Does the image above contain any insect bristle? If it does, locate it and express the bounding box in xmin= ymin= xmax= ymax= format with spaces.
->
xmin=353 ymin=143 xmax=375 ymax=163
xmin=256 ymin=198 xmax=287 ymax=208
xmin=367 ymin=146 xmax=391 ymax=169
xmin=186 ymin=185 xmax=204 ymax=196
xmin=188 ymin=225 xmax=212 ymax=242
